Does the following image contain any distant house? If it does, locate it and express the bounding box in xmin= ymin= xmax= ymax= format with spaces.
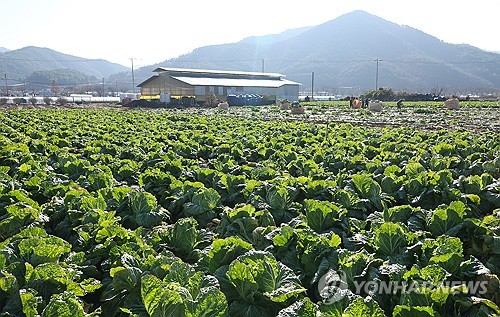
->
xmin=137 ymin=67 xmax=301 ymax=105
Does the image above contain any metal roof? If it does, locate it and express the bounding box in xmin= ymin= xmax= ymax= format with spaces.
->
xmin=137 ymin=74 xmax=158 ymax=87
xmin=153 ymin=67 xmax=285 ymax=79
xmin=171 ymin=76 xmax=300 ymax=88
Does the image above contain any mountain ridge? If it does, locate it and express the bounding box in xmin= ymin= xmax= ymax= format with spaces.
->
xmin=2 ymin=11 xmax=499 ymax=93
xmin=115 ymin=10 xmax=498 ymax=93
xmin=0 ymin=46 xmax=128 ymax=87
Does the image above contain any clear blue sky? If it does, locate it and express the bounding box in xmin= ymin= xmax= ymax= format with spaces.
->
xmin=2 ymin=0 xmax=499 ymax=67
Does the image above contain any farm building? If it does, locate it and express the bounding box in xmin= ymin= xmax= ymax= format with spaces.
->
xmin=137 ymin=67 xmax=301 ymax=105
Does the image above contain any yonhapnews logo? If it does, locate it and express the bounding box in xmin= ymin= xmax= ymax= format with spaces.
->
xmin=318 ymin=269 xmax=490 ymax=305
xmin=317 ymin=270 xmax=349 ymax=304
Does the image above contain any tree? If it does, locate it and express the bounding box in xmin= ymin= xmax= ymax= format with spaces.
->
xmin=29 ymin=97 xmax=37 ymax=106
xmin=205 ymin=94 xmax=218 ymax=107
xmin=56 ymin=97 xmax=68 ymax=105
xmin=430 ymin=85 xmax=444 ymax=98
xmin=51 ymin=80 xmax=60 ymax=95
xmin=362 ymin=88 xmax=396 ymax=101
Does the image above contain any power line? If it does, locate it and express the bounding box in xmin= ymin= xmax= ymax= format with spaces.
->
xmin=385 ymin=60 xmax=498 ymax=64
xmin=1 ymin=56 xmax=497 ymax=65
xmin=0 ymin=57 xmax=109 ymax=62
xmin=157 ymin=59 xmax=500 ymax=65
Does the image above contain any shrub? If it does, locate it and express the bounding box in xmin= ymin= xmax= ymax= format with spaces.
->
xmin=56 ymin=97 xmax=68 ymax=105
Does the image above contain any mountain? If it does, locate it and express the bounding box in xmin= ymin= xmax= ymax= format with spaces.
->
xmin=118 ymin=10 xmax=499 ymax=93
xmin=0 ymin=47 xmax=9 ymax=53
xmin=239 ymin=26 xmax=313 ymax=45
xmin=0 ymin=46 xmax=128 ymax=86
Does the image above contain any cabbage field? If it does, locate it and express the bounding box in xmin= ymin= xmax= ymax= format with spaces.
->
xmin=0 ymin=103 xmax=499 ymax=316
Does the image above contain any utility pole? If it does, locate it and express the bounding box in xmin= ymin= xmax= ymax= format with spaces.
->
xmin=4 ymin=74 xmax=7 ymax=96
xmin=130 ymin=57 xmax=135 ymax=94
xmin=375 ymin=59 xmax=381 ymax=90
xmin=261 ymin=59 xmax=265 ymax=73
xmin=102 ymin=78 xmax=105 ymax=97
xmin=311 ymin=71 xmax=315 ymax=101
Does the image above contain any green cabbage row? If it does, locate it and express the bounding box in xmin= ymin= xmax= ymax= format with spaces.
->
xmin=0 ymin=109 xmax=498 ymax=316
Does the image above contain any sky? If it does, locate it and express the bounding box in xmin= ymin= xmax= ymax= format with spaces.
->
xmin=1 ymin=0 xmax=499 ymax=68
